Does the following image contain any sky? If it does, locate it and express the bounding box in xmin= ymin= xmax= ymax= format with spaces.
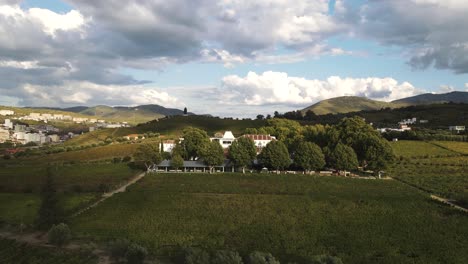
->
xmin=0 ymin=0 xmax=467 ymax=117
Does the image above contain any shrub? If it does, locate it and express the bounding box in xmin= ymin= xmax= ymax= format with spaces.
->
xmin=185 ymin=247 xmax=211 ymax=264
xmin=3 ymin=154 xmax=11 ymax=160
xmin=113 ymin=157 xmax=122 ymax=163
xmin=126 ymin=243 xmax=148 ymax=264
xmin=48 ymin=223 xmax=72 ymax=247
xmin=311 ymin=255 xmax=343 ymax=264
xmin=108 ymin=239 xmax=131 ymax=260
xmin=248 ymin=251 xmax=280 ymax=264
xmin=123 ymin=156 xmax=132 ymax=162
xmin=212 ymin=250 xmax=243 ymax=264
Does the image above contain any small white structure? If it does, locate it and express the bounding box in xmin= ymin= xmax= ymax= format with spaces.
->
xmin=161 ymin=140 xmax=177 ymax=153
xmin=211 ymin=131 xmax=236 ymax=149
xmin=47 ymin=134 xmax=60 ymax=143
xmin=4 ymin=119 xmax=13 ymax=129
xmin=399 ymin=118 xmax=417 ymax=125
xmin=14 ymin=125 xmax=27 ymax=132
xmin=449 ymin=126 xmax=466 ymax=133
xmin=241 ymin=134 xmax=277 ymax=153
xmin=0 ymin=110 xmax=14 ymax=116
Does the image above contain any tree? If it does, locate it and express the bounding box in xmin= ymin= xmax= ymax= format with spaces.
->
xmin=200 ymin=141 xmax=225 ymax=173
xmin=182 ymin=127 xmax=211 ymax=160
xmin=36 ymin=169 xmax=63 ymax=230
xmin=134 ymin=143 xmax=162 ymax=171
xmin=358 ymin=134 xmax=394 ymax=172
xmin=311 ymin=255 xmax=343 ymax=264
xmin=248 ymin=251 xmax=280 ymax=264
xmin=256 ymin=115 xmax=264 ymax=120
xmin=171 ymin=154 xmax=184 ymax=171
xmin=212 ymin=250 xmax=243 ymax=264
xmin=294 ymin=141 xmax=325 ymax=173
xmin=258 ymin=141 xmax=291 ymax=172
xmin=185 ymin=247 xmax=211 ymax=264
xmin=126 ymin=243 xmax=148 ymax=264
xmin=48 ymin=223 xmax=71 ymax=247
xmin=229 ymin=137 xmax=257 ymax=173
xmin=328 ymin=143 xmax=358 ymax=174
xmin=184 ymin=107 xmax=188 ymax=115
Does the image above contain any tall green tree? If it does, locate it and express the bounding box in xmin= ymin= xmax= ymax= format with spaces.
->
xmin=134 ymin=143 xmax=162 ymax=171
xmin=228 ymin=137 xmax=257 ymax=173
xmin=294 ymin=141 xmax=325 ymax=173
xmin=182 ymin=127 xmax=211 ymax=160
xmin=327 ymin=143 xmax=358 ymax=174
xmin=200 ymin=141 xmax=225 ymax=173
xmin=258 ymin=141 xmax=291 ymax=172
xmin=36 ymin=169 xmax=63 ymax=230
xmin=171 ymin=154 xmax=184 ymax=171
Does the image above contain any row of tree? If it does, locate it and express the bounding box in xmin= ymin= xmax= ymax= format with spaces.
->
xmin=134 ymin=116 xmax=395 ymax=174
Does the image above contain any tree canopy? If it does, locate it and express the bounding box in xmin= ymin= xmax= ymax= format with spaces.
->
xmin=200 ymin=141 xmax=225 ymax=172
xmin=170 ymin=154 xmax=184 ymax=170
xmin=182 ymin=127 xmax=211 ymax=160
xmin=134 ymin=143 xmax=162 ymax=171
xmin=258 ymin=140 xmax=291 ymax=171
xmin=228 ymin=137 xmax=257 ymax=173
xmin=326 ymin=142 xmax=358 ymax=172
xmin=294 ymin=141 xmax=325 ymax=172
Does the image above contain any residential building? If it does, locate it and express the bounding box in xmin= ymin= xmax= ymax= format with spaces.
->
xmin=449 ymin=126 xmax=466 ymax=133
xmin=0 ymin=129 xmax=10 ymax=143
xmin=161 ymin=140 xmax=177 ymax=153
xmin=47 ymin=134 xmax=60 ymax=143
xmin=14 ymin=125 xmax=27 ymax=132
xmin=241 ymin=134 xmax=277 ymax=153
xmin=4 ymin=119 xmax=13 ymax=129
xmin=211 ymin=131 xmax=236 ymax=149
xmin=0 ymin=110 xmax=14 ymax=116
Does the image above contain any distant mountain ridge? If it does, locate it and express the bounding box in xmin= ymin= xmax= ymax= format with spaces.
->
xmin=302 ymin=91 xmax=468 ymax=115
xmin=8 ymin=104 xmax=192 ymax=124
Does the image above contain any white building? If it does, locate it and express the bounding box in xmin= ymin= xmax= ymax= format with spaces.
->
xmin=4 ymin=119 xmax=13 ymax=129
xmin=0 ymin=110 xmax=14 ymax=116
xmin=449 ymin=126 xmax=466 ymax=133
xmin=161 ymin=140 xmax=177 ymax=153
xmin=399 ymin=118 xmax=417 ymax=125
xmin=211 ymin=131 xmax=236 ymax=149
xmin=14 ymin=125 xmax=27 ymax=132
xmin=241 ymin=134 xmax=277 ymax=152
xmin=47 ymin=134 xmax=60 ymax=143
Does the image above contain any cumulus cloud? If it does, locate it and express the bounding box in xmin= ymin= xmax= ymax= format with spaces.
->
xmin=220 ymin=71 xmax=420 ymax=106
xmin=349 ymin=0 xmax=468 ymax=74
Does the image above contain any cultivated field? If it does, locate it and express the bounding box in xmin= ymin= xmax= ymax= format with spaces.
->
xmin=72 ymin=173 xmax=468 ymax=264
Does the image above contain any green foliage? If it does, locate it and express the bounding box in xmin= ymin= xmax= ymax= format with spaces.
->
xmin=293 ymin=141 xmax=325 ymax=172
xmin=258 ymin=141 xmax=291 ymax=171
xmin=72 ymin=173 xmax=468 ymax=264
xmin=182 ymin=127 xmax=211 ymax=159
xmin=48 ymin=223 xmax=72 ymax=247
xmin=35 ymin=171 xmax=64 ymax=230
xmin=248 ymin=251 xmax=280 ymax=264
xmin=358 ymin=134 xmax=394 ymax=171
xmin=0 ymin=237 xmax=97 ymax=264
xmin=212 ymin=250 xmax=243 ymax=264
xmin=126 ymin=243 xmax=148 ymax=264
xmin=311 ymin=255 xmax=343 ymax=264
xmin=326 ymin=143 xmax=358 ymax=171
xmin=109 ymin=239 xmax=131 ymax=261
xmin=134 ymin=143 xmax=162 ymax=170
xmin=171 ymin=154 xmax=184 ymax=170
xmin=229 ymin=137 xmax=257 ymax=172
xmin=200 ymin=141 xmax=225 ymax=172
xmin=185 ymin=247 xmax=211 ymax=264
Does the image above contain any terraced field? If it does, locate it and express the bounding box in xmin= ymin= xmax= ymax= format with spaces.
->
xmin=72 ymin=173 xmax=468 ymax=264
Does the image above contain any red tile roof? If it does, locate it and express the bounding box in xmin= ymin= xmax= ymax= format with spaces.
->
xmin=242 ymin=134 xmax=275 ymax=141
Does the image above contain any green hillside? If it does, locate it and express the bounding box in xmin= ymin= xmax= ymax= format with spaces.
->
xmin=301 ymin=96 xmax=402 ymax=115
xmin=392 ymin=91 xmax=468 ymax=105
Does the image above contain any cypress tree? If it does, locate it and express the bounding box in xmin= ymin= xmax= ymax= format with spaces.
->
xmin=36 ymin=168 xmax=63 ymax=230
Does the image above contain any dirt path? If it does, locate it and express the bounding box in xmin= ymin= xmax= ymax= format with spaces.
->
xmin=72 ymin=172 xmax=146 ymax=218
xmin=430 ymin=194 xmax=468 ymax=213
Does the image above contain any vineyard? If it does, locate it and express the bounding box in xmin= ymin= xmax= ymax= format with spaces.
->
xmin=0 ymin=238 xmax=97 ymax=264
xmin=72 ymin=173 xmax=468 ymax=264
xmin=390 ymin=140 xmax=458 ymax=158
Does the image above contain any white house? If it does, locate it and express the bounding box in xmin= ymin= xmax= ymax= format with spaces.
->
xmin=161 ymin=140 xmax=177 ymax=153
xmin=241 ymin=134 xmax=276 ymax=152
xmin=449 ymin=126 xmax=466 ymax=133
xmin=4 ymin=119 xmax=13 ymax=129
xmin=0 ymin=110 xmax=14 ymax=116
xmin=211 ymin=131 xmax=236 ymax=149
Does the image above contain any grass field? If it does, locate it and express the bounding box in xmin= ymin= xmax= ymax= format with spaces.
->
xmin=72 ymin=173 xmax=468 ymax=264
xmin=0 ymin=163 xmax=139 ymax=193
xmin=390 ymin=140 xmax=458 ymax=158
xmin=0 ymin=238 xmax=97 ymax=264
xmin=0 ymin=193 xmax=97 ymax=225
xmin=389 ymin=140 xmax=468 ymax=206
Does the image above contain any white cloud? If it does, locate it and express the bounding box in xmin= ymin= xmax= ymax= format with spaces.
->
xmin=221 ymin=71 xmax=420 ymax=106
xmin=28 ymin=8 xmax=85 ymax=36
xmin=18 ymin=81 xmax=181 ymax=108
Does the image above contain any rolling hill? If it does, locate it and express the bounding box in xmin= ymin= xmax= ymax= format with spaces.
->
xmin=301 ymin=91 xmax=468 ymax=115
xmin=301 ymin=96 xmax=401 ymax=115
xmin=392 ymin=91 xmax=468 ymax=105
